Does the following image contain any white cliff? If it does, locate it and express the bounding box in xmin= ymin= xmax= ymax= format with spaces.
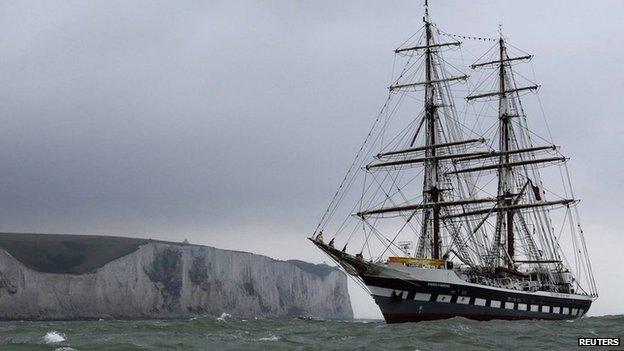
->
xmin=0 ymin=242 xmax=352 ymax=320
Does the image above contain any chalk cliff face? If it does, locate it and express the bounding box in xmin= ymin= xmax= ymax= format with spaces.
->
xmin=0 ymin=242 xmax=352 ymax=320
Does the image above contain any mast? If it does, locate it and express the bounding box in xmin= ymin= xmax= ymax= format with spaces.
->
xmin=423 ymin=0 xmax=441 ymax=259
xmin=496 ymin=34 xmax=516 ymax=268
xmin=312 ymin=3 xmax=597 ymax=300
xmin=368 ymin=0 xmax=471 ymax=260
xmin=464 ymin=31 xmax=581 ymax=272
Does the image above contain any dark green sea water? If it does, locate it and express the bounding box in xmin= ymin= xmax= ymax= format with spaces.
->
xmin=0 ymin=314 xmax=622 ymax=350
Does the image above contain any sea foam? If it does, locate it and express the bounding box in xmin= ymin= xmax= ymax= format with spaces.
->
xmin=44 ymin=331 xmax=66 ymax=343
xmin=217 ymin=312 xmax=232 ymax=321
xmin=259 ymin=335 xmax=280 ymax=341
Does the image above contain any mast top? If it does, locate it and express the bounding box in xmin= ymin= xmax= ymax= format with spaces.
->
xmin=498 ymin=23 xmax=507 ymax=44
xmin=424 ymin=0 xmax=430 ymax=23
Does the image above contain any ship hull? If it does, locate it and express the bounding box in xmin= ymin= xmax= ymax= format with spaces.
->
xmin=309 ymin=240 xmax=594 ymax=323
xmin=364 ymin=274 xmax=593 ymax=323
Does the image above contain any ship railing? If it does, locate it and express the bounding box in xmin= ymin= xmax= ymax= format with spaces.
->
xmin=386 ymin=256 xmax=449 ymax=269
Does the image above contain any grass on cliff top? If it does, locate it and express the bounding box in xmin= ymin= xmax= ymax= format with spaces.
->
xmin=286 ymin=260 xmax=338 ymax=278
xmin=0 ymin=233 xmax=151 ymax=274
xmin=0 ymin=233 xmax=342 ymax=277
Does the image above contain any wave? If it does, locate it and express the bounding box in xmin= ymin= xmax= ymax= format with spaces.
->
xmin=217 ymin=312 xmax=232 ymax=321
xmin=44 ymin=331 xmax=66 ymax=344
xmin=0 ymin=314 xmax=620 ymax=350
xmin=258 ymin=335 xmax=280 ymax=341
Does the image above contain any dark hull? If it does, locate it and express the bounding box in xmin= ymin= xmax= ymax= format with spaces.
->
xmin=365 ymin=276 xmax=592 ymax=323
xmin=309 ymin=239 xmax=594 ymax=323
xmin=376 ymin=296 xmax=578 ymax=323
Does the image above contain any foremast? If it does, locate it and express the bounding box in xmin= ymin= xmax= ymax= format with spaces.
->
xmin=422 ymin=1 xmax=441 ymax=259
xmin=362 ymin=0 xmax=476 ymax=262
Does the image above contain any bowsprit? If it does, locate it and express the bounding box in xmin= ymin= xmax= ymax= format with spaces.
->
xmin=309 ymin=0 xmax=597 ymax=323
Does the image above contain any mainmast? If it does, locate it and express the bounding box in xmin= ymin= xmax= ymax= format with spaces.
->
xmin=496 ymin=34 xmax=515 ymax=268
xmin=466 ymin=29 xmax=575 ymax=269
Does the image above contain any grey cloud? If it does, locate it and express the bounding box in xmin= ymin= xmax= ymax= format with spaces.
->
xmin=0 ymin=0 xmax=621 ymax=318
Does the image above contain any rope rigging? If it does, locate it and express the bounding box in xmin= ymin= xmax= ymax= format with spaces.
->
xmin=311 ymin=15 xmax=597 ymax=298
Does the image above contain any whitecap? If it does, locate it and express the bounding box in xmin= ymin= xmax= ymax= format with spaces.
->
xmin=259 ymin=335 xmax=280 ymax=341
xmin=55 ymin=348 xmax=77 ymax=351
xmin=44 ymin=331 xmax=66 ymax=344
xmin=217 ymin=312 xmax=232 ymax=321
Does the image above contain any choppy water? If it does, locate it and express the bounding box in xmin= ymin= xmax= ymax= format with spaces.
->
xmin=0 ymin=314 xmax=622 ymax=350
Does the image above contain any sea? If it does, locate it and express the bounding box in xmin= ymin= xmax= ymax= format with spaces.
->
xmin=0 ymin=314 xmax=622 ymax=350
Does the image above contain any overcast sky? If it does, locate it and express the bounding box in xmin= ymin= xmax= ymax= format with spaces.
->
xmin=0 ymin=1 xmax=622 ymax=318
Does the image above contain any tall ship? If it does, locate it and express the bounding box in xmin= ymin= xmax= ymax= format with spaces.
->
xmin=310 ymin=2 xmax=597 ymax=323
